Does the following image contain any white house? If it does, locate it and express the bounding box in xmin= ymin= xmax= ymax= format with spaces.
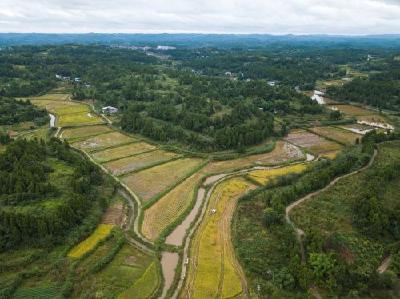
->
xmin=102 ymin=106 xmax=118 ymax=114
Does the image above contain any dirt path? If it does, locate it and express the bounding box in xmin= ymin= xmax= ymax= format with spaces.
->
xmin=285 ymin=149 xmax=377 ymax=298
xmin=377 ymin=255 xmax=392 ymax=274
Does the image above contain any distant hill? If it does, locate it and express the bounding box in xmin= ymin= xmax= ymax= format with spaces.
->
xmin=0 ymin=33 xmax=400 ymax=49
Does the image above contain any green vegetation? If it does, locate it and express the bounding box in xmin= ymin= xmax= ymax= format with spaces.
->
xmin=233 ymin=132 xmax=400 ymax=298
xmin=0 ymin=97 xmax=49 ymax=126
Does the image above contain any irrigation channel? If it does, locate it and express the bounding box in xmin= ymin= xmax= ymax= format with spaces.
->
xmin=162 ymin=155 xmax=316 ymax=299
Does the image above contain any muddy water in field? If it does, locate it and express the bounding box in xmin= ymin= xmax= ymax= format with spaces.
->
xmin=166 ymin=188 xmax=206 ymax=246
xmin=161 ymin=251 xmax=179 ymax=298
xmin=203 ymin=173 xmax=226 ymax=186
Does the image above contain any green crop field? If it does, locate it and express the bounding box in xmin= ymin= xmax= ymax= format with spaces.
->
xmin=92 ymin=142 xmax=156 ymax=163
xmin=105 ymin=149 xmax=179 ymax=175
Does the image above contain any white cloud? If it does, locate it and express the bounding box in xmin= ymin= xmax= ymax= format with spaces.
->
xmin=0 ymin=0 xmax=399 ymax=34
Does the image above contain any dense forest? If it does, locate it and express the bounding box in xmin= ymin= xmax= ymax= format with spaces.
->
xmin=0 ymin=138 xmax=110 ymax=250
xmin=0 ymin=97 xmax=49 ymax=126
xmin=1 ymin=45 xmax=399 ymax=150
xmin=327 ymin=56 xmax=400 ymax=111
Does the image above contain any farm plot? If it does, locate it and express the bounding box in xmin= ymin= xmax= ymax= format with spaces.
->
xmin=68 ymin=224 xmax=114 ymax=259
xmin=284 ymin=129 xmax=342 ymax=156
xmin=54 ymin=104 xmax=90 ymax=115
xmin=72 ymin=244 xmax=160 ymax=298
xmin=182 ymin=178 xmax=255 ymax=299
xmin=357 ymin=114 xmax=394 ymax=130
xmin=60 ymin=125 xmax=113 ymax=140
xmin=57 ymin=112 xmax=103 ymax=127
xmin=28 ymin=93 xmax=70 ymax=101
xmin=142 ymin=170 xmax=204 ymax=241
xmin=205 ymin=141 xmax=304 ymax=176
xmin=339 ymin=123 xmax=375 ymax=135
xmin=122 ymin=158 xmax=204 ymax=203
xmin=247 ymin=163 xmax=308 ymax=185
xmin=309 ymin=126 xmax=361 ymax=145
xmin=73 ymin=131 xmax=135 ymax=152
xmin=105 ymin=150 xmax=178 ymax=176
xmin=30 ymin=99 xmax=79 ymax=112
xmin=328 ymin=104 xmax=374 ymax=116
xmin=92 ymin=142 xmax=156 ymax=163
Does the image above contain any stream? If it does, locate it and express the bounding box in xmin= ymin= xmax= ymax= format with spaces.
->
xmin=49 ymin=113 xmax=56 ymax=127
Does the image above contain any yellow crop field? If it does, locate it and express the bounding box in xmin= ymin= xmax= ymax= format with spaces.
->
xmin=30 ymin=99 xmax=78 ymax=112
xmin=142 ymin=171 xmax=204 ymax=241
xmin=247 ymin=163 xmax=308 ymax=185
xmin=58 ymin=112 xmax=104 ymax=127
xmin=73 ymin=132 xmax=135 ymax=152
xmin=204 ymin=141 xmax=304 ymax=175
xmin=310 ymin=126 xmax=361 ymax=145
xmin=92 ymin=142 xmax=156 ymax=163
xmin=68 ymin=224 xmax=114 ymax=258
xmin=183 ymin=178 xmax=254 ymax=299
xmin=105 ymin=150 xmax=178 ymax=176
xmin=122 ymin=158 xmax=203 ymax=202
xmin=55 ymin=105 xmax=90 ymax=115
xmin=60 ymin=125 xmax=113 ymax=140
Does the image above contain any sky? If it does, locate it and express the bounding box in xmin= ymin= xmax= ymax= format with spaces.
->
xmin=0 ymin=0 xmax=400 ymax=34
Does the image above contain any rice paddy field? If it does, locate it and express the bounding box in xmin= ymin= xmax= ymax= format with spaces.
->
xmin=60 ymin=125 xmax=113 ymax=140
xmin=142 ymin=171 xmax=205 ymax=241
xmin=92 ymin=142 xmax=156 ymax=163
xmin=57 ymin=112 xmax=103 ymax=127
xmin=205 ymin=141 xmax=304 ymax=175
xmin=284 ymin=129 xmax=342 ymax=156
xmin=72 ymin=243 xmax=160 ymax=299
xmin=309 ymin=126 xmax=361 ymax=145
xmin=246 ymin=163 xmax=308 ymax=185
xmin=122 ymin=158 xmax=204 ymax=202
xmin=73 ymin=131 xmax=136 ymax=152
xmin=182 ymin=178 xmax=255 ymax=299
xmin=104 ymin=149 xmax=179 ymax=176
xmin=68 ymin=224 xmax=114 ymax=259
xmin=28 ymin=93 xmax=70 ymax=101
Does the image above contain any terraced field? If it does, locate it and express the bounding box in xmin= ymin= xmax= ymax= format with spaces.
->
xmin=68 ymin=224 xmax=114 ymax=258
xmin=182 ymin=178 xmax=255 ymax=299
xmin=73 ymin=131 xmax=135 ymax=152
xmin=142 ymin=171 xmax=205 ymax=241
xmin=105 ymin=150 xmax=179 ymax=176
xmin=60 ymin=125 xmax=113 ymax=140
xmin=284 ymin=129 xmax=342 ymax=156
xmin=309 ymin=126 xmax=361 ymax=145
xmin=72 ymin=243 xmax=160 ymax=298
xmin=328 ymin=104 xmax=374 ymax=116
xmin=247 ymin=163 xmax=308 ymax=185
xmin=122 ymin=158 xmax=204 ymax=203
xmin=92 ymin=142 xmax=156 ymax=163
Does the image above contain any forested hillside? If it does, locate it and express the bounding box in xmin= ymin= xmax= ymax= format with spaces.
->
xmin=0 ymin=97 xmax=48 ymax=125
xmin=233 ymin=132 xmax=400 ymax=298
xmin=0 ymin=138 xmax=111 ymax=250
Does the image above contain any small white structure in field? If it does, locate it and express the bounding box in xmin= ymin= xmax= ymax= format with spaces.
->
xmin=311 ymin=90 xmax=325 ymax=105
xmin=211 ymin=208 xmax=217 ymax=214
xmin=184 ymin=258 xmax=189 ymax=265
xmin=267 ymin=81 xmax=277 ymax=87
xmin=74 ymin=77 xmax=81 ymax=82
xmin=55 ymin=74 xmax=62 ymax=79
xmin=102 ymin=106 xmax=119 ymax=115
